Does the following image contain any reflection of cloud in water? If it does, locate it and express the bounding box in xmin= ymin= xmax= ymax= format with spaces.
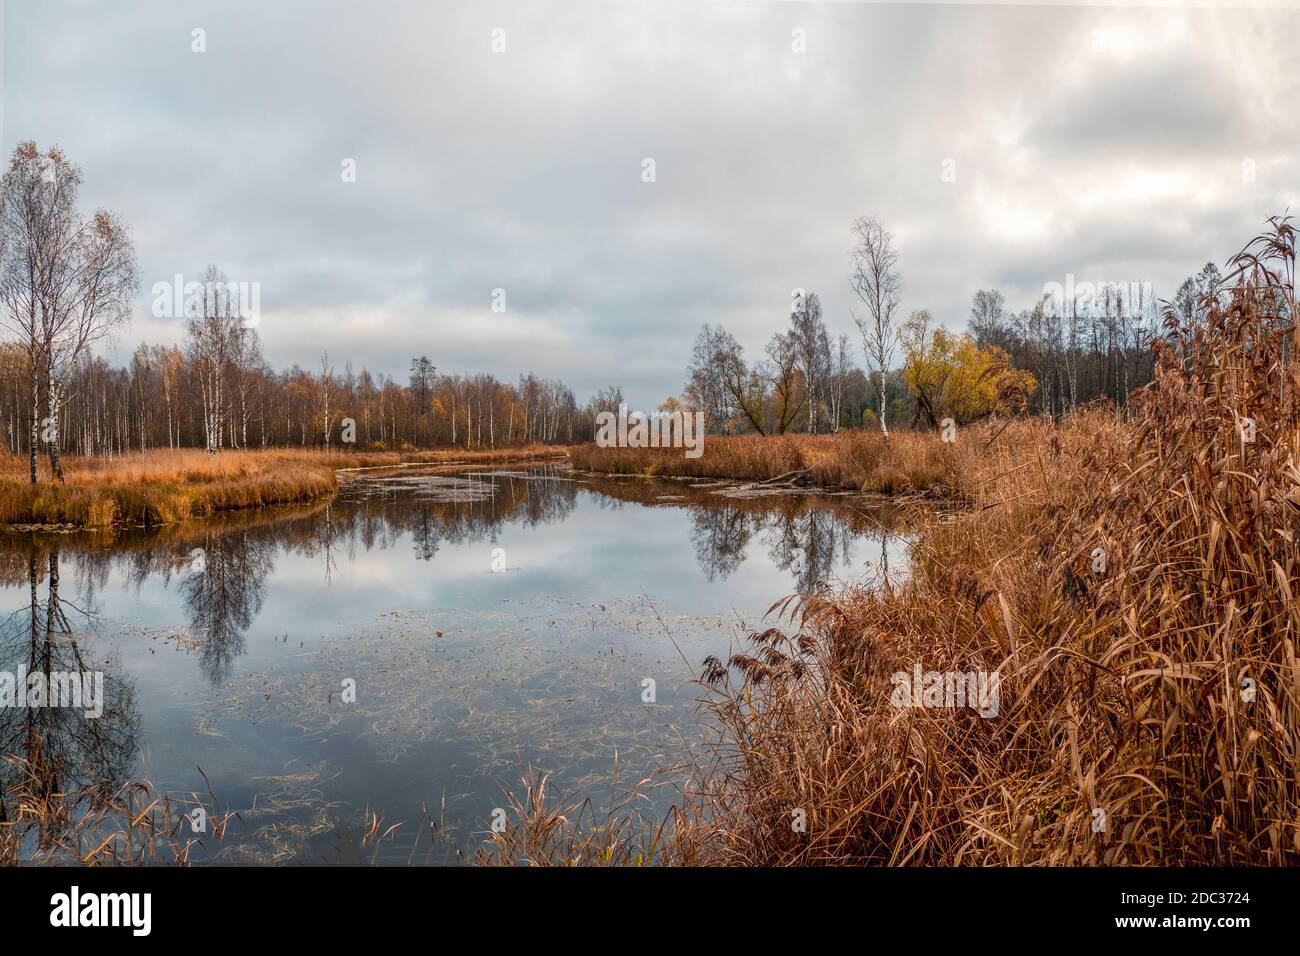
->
xmin=195 ymin=594 xmax=741 ymax=862
xmin=3 ymin=467 xmax=907 ymax=689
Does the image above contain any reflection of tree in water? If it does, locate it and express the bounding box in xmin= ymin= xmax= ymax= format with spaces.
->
xmin=0 ymin=548 xmax=139 ymax=850
xmin=689 ymin=504 xmax=851 ymax=589
xmin=411 ymin=507 xmax=441 ymax=561
xmin=177 ymin=531 xmax=275 ymax=685
xmin=503 ymin=469 xmax=579 ymax=529
xmin=685 ymin=495 xmax=892 ymax=591
xmin=762 ymin=508 xmax=855 ymax=593
xmin=4 ymin=469 xmax=889 ymax=696
xmin=351 ymin=469 xmax=581 ymax=562
xmin=689 ymin=505 xmax=762 ymax=581
xmin=4 ymin=468 xmax=582 ymax=684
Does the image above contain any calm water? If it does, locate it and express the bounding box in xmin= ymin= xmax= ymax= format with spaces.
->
xmin=0 ymin=463 xmax=907 ymax=863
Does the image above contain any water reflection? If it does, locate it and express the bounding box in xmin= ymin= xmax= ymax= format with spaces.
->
xmin=0 ymin=465 xmax=904 ymax=694
xmin=179 ymin=531 xmax=276 ymax=684
xmin=0 ymin=548 xmax=140 ymax=850
xmin=690 ymin=504 xmax=753 ymax=581
xmin=0 ymin=463 xmax=911 ymax=862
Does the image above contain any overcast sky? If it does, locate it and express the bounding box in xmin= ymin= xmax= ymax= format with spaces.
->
xmin=3 ymin=0 xmax=1297 ymax=408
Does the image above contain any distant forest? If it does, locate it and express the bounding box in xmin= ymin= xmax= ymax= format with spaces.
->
xmin=683 ymin=217 xmax=1232 ymax=437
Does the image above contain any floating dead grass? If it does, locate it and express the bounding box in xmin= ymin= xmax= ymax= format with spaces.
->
xmin=178 ymin=594 xmax=744 ymax=862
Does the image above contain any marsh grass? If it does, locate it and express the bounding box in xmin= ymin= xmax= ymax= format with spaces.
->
xmin=0 ymin=444 xmax=562 ymax=528
xmin=568 ymin=430 xmax=962 ymax=496
xmin=476 ymin=770 xmax=706 ymax=866
xmin=689 ymin=218 xmax=1300 ymax=866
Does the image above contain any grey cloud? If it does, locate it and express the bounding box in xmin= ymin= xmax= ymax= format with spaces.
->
xmin=3 ymin=0 xmax=1297 ymax=408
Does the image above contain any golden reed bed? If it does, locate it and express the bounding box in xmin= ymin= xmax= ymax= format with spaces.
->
xmin=568 ymin=429 xmax=961 ymax=496
xmin=0 ymin=445 xmax=562 ymax=528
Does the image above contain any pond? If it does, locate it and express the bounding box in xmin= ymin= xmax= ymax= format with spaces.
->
xmin=0 ymin=462 xmax=910 ymax=863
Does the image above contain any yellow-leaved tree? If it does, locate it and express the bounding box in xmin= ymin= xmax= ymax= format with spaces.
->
xmin=900 ymin=310 xmax=1036 ymax=427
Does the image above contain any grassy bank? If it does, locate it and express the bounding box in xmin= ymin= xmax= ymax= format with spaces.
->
xmin=568 ymin=430 xmax=963 ymax=496
xmin=0 ymin=445 xmax=563 ymax=528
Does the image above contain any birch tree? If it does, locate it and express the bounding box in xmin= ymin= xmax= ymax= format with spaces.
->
xmin=788 ymin=291 xmax=831 ymax=434
xmin=0 ymin=143 xmax=50 ymax=483
xmin=0 ymin=143 xmax=136 ymax=482
xmin=849 ymin=216 xmax=901 ymax=437
xmin=318 ymin=353 xmax=333 ymax=449
xmin=42 ymin=209 xmax=136 ymax=479
xmin=186 ymin=265 xmax=247 ymax=454
xmin=827 ymin=333 xmax=852 ymax=432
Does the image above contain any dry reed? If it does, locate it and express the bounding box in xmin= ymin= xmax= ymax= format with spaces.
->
xmin=0 ymin=444 xmax=562 ymax=528
xmin=691 ymin=217 xmax=1300 ymax=865
xmin=568 ymin=430 xmax=961 ymax=496
xmin=0 ymin=756 xmax=232 ymax=865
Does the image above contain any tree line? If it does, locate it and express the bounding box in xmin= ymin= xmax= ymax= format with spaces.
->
xmin=683 ymin=214 xmax=1229 ymax=434
xmin=0 ymin=338 xmax=612 ymax=460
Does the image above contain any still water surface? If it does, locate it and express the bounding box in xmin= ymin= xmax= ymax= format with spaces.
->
xmin=1 ymin=463 xmax=907 ymax=862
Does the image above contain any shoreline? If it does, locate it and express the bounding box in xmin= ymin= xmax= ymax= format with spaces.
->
xmin=0 ymin=445 xmax=567 ymax=531
xmin=3 ymin=430 xmax=968 ymax=532
xmin=567 ymin=430 xmax=965 ymax=497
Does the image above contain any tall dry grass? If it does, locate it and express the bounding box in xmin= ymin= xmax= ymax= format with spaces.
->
xmin=0 ymin=756 xmax=232 ymax=865
xmin=0 ymin=444 xmax=562 ymax=528
xmin=692 ymin=218 xmax=1300 ymax=865
xmin=475 ymin=770 xmax=707 ymax=867
xmin=568 ymin=430 xmax=961 ymax=496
